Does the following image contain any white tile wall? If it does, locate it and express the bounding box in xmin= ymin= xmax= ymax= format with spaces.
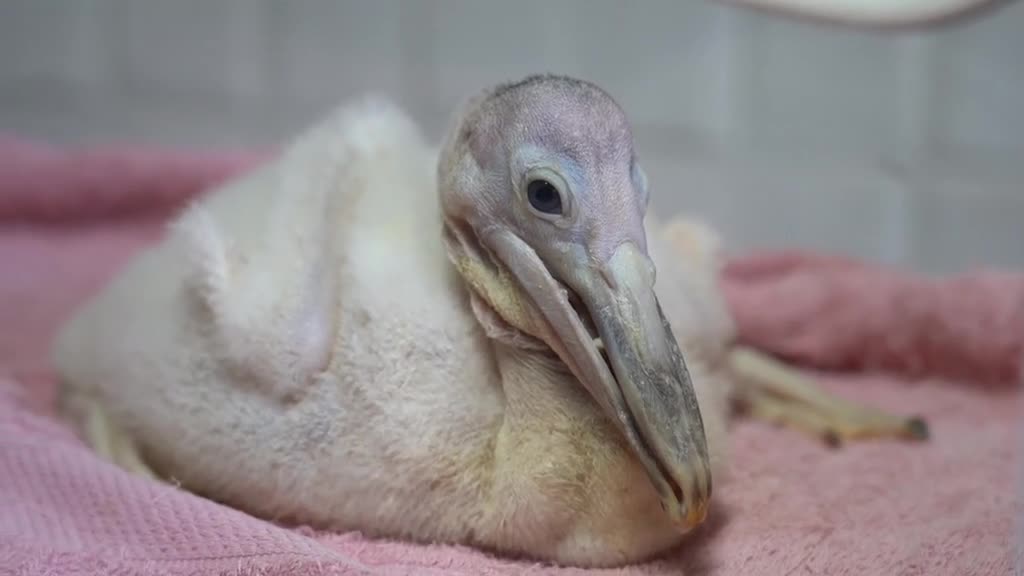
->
xmin=0 ymin=0 xmax=1020 ymax=274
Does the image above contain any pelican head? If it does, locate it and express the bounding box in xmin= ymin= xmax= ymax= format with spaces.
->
xmin=438 ymin=75 xmax=711 ymax=531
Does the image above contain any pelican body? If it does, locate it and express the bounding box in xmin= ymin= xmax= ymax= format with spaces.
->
xmin=54 ymin=74 xmax=925 ymax=568
xmin=54 ymin=77 xmax=733 ymax=567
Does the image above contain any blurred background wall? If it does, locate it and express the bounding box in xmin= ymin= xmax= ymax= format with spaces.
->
xmin=0 ymin=0 xmax=1021 ymax=274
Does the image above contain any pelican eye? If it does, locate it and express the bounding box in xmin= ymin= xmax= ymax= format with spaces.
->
xmin=527 ymin=179 xmax=563 ymax=215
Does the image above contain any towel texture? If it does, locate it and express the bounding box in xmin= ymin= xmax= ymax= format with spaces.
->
xmin=1 ymin=138 xmax=1021 ymax=575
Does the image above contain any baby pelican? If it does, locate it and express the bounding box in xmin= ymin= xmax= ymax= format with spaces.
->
xmin=53 ymin=75 xmax=923 ymax=567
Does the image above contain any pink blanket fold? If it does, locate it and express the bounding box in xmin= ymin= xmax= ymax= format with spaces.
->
xmin=1 ymin=138 xmax=1021 ymax=576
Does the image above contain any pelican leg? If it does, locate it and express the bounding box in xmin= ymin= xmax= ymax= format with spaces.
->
xmin=654 ymin=215 xmax=927 ymax=446
xmin=728 ymin=345 xmax=929 ymax=446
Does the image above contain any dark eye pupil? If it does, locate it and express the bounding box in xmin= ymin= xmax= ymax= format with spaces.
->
xmin=527 ymin=179 xmax=563 ymax=215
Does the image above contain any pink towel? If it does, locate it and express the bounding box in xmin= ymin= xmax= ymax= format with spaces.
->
xmin=1 ymin=138 xmax=1021 ymax=575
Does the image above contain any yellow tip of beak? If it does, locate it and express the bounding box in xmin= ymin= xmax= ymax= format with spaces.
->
xmin=686 ymin=497 xmax=709 ymax=527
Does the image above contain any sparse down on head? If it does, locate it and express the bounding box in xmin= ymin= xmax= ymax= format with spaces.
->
xmin=438 ymin=74 xmax=712 ymax=532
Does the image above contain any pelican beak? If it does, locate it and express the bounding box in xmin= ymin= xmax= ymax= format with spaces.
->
xmin=486 ymin=230 xmax=712 ymax=531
